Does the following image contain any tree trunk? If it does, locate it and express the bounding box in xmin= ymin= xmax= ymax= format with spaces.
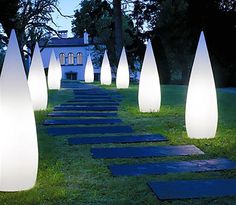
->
xmin=113 ymin=0 xmax=123 ymax=66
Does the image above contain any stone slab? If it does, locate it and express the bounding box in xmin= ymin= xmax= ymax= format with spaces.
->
xmin=54 ymin=106 xmax=118 ymax=111
xmin=68 ymin=134 xmax=167 ymax=145
xmin=61 ymin=102 xmax=120 ymax=106
xmin=109 ymin=158 xmax=236 ymax=176
xmin=48 ymin=112 xmax=118 ymax=117
xmin=74 ymin=95 xmax=122 ymax=99
xmin=74 ymin=92 xmax=121 ymax=97
xmin=74 ymin=94 xmax=121 ymax=99
xmin=148 ymin=179 xmax=236 ymax=200
xmin=91 ymin=145 xmax=204 ymax=159
xmin=44 ymin=118 xmax=122 ymax=125
xmin=68 ymin=99 xmax=117 ymax=103
xmin=48 ymin=126 xmax=133 ymax=136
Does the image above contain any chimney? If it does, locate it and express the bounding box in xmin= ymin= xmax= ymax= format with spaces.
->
xmin=58 ymin=30 xmax=68 ymax=38
xmin=84 ymin=29 xmax=89 ymax=44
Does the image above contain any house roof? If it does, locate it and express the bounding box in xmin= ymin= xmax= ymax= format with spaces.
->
xmin=39 ymin=37 xmax=102 ymax=48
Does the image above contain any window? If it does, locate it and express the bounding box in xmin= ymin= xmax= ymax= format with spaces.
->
xmin=59 ymin=53 xmax=65 ymax=65
xmin=68 ymin=53 xmax=74 ymax=65
xmin=77 ymin=52 xmax=83 ymax=65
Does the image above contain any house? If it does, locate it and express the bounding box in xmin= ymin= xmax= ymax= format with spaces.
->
xmin=39 ymin=30 xmax=104 ymax=80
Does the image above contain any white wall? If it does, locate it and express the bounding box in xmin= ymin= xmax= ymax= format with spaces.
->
xmin=40 ymin=46 xmax=101 ymax=80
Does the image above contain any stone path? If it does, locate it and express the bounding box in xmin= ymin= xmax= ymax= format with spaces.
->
xmin=45 ymin=81 xmax=236 ymax=201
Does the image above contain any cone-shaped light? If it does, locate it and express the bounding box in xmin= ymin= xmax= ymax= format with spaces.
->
xmin=138 ymin=39 xmax=161 ymax=112
xmin=185 ymin=31 xmax=218 ymax=139
xmin=84 ymin=54 xmax=94 ymax=83
xmin=116 ymin=47 xmax=129 ymax=89
xmin=0 ymin=30 xmax=38 ymax=191
xmin=48 ymin=50 xmax=61 ymax=89
xmin=28 ymin=42 xmax=48 ymax=110
xmin=100 ymin=50 xmax=112 ymax=85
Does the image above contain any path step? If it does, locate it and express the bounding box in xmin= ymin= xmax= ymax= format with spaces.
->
xmin=44 ymin=118 xmax=122 ymax=125
xmin=48 ymin=112 xmax=118 ymax=117
xmin=148 ymin=179 xmax=236 ymax=200
xmin=74 ymin=93 xmax=121 ymax=96
xmin=91 ymin=145 xmax=204 ymax=159
xmin=61 ymin=102 xmax=120 ymax=106
xmin=74 ymin=96 xmax=117 ymax=100
xmin=54 ymin=106 xmax=118 ymax=111
xmin=74 ymin=94 xmax=121 ymax=98
xmin=48 ymin=125 xmax=133 ymax=136
xmin=73 ymin=90 xmax=118 ymax=94
xmin=109 ymin=158 xmax=236 ymax=176
xmin=68 ymin=134 xmax=167 ymax=145
xmin=68 ymin=99 xmax=117 ymax=103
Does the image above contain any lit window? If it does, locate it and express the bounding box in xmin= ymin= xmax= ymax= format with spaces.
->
xmin=59 ymin=53 xmax=65 ymax=65
xmin=77 ymin=52 xmax=83 ymax=65
xmin=68 ymin=53 xmax=74 ymax=65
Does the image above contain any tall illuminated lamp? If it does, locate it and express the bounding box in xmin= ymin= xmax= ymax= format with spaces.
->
xmin=48 ymin=50 xmax=61 ymax=89
xmin=185 ymin=31 xmax=218 ymax=139
xmin=28 ymin=42 xmax=48 ymax=110
xmin=100 ymin=50 xmax=112 ymax=85
xmin=0 ymin=30 xmax=38 ymax=191
xmin=116 ymin=47 xmax=129 ymax=89
xmin=138 ymin=39 xmax=161 ymax=112
xmin=84 ymin=54 xmax=94 ymax=83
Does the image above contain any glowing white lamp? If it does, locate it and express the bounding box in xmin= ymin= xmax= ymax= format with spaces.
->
xmin=28 ymin=42 xmax=48 ymax=110
xmin=185 ymin=31 xmax=218 ymax=139
xmin=0 ymin=30 xmax=38 ymax=191
xmin=138 ymin=39 xmax=161 ymax=112
xmin=48 ymin=50 xmax=61 ymax=89
xmin=84 ymin=54 xmax=94 ymax=83
xmin=100 ymin=50 xmax=112 ymax=85
xmin=116 ymin=47 xmax=129 ymax=89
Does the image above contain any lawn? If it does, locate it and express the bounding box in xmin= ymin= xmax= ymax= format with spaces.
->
xmin=0 ymin=83 xmax=236 ymax=205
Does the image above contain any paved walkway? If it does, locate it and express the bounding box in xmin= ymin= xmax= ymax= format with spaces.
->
xmin=45 ymin=81 xmax=236 ymax=201
xmin=219 ymin=87 xmax=236 ymax=94
xmin=61 ymin=80 xmax=97 ymax=90
xmin=62 ymin=81 xmax=236 ymax=95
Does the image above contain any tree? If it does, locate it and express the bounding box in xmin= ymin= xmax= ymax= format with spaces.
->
xmin=72 ymin=0 xmax=143 ymax=69
xmin=187 ymin=0 xmax=236 ymax=87
xmin=113 ymin=0 xmax=123 ymax=61
xmin=130 ymin=0 xmax=236 ymax=86
xmin=0 ymin=0 xmax=19 ymax=38
xmin=0 ymin=0 xmax=59 ymax=62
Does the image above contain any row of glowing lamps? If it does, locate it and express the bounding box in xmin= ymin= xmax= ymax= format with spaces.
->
xmin=0 ymin=30 xmax=217 ymax=191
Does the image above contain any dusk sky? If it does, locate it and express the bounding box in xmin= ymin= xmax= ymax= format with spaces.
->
xmin=51 ymin=0 xmax=80 ymax=37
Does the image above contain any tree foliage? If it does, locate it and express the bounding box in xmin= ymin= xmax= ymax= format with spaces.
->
xmin=0 ymin=0 xmax=58 ymax=59
xmin=129 ymin=0 xmax=236 ymax=86
xmin=72 ymin=0 xmax=144 ymax=69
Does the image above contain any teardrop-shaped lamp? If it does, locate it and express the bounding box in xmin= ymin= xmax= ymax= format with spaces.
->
xmin=48 ymin=50 xmax=61 ymax=89
xmin=0 ymin=30 xmax=38 ymax=191
xmin=116 ymin=47 xmax=129 ymax=89
xmin=100 ymin=50 xmax=112 ymax=85
xmin=28 ymin=42 xmax=48 ymax=110
xmin=84 ymin=54 xmax=94 ymax=83
xmin=185 ymin=31 xmax=218 ymax=139
xmin=138 ymin=39 xmax=161 ymax=112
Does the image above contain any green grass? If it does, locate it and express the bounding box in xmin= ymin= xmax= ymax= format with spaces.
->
xmin=0 ymin=84 xmax=236 ymax=205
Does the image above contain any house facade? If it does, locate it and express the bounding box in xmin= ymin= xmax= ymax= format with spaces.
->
xmin=39 ymin=30 xmax=103 ymax=80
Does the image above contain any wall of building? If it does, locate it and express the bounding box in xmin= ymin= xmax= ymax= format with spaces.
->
xmin=40 ymin=45 xmax=101 ymax=80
